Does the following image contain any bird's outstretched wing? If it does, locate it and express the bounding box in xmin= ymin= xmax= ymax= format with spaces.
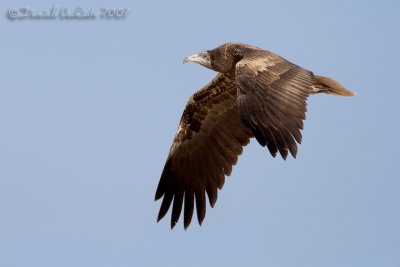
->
xmin=235 ymin=51 xmax=314 ymax=159
xmin=155 ymin=74 xmax=252 ymax=229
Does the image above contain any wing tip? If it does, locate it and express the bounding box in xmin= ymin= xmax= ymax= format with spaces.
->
xmin=184 ymin=223 xmax=190 ymax=230
xmin=157 ymin=211 xmax=165 ymax=223
xmin=170 ymin=222 xmax=177 ymax=229
xmin=154 ymin=192 xmax=163 ymax=201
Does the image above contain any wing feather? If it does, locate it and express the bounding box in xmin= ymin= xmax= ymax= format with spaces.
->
xmin=155 ymin=74 xmax=252 ymax=229
xmin=184 ymin=191 xmax=195 ymax=229
xmin=235 ymin=50 xmax=314 ymax=159
xmin=195 ymin=190 xmax=206 ymax=225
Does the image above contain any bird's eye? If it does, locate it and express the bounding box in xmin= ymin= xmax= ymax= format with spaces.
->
xmin=206 ymin=51 xmax=213 ymax=60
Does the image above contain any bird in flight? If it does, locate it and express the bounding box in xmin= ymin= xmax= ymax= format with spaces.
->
xmin=155 ymin=42 xmax=355 ymax=229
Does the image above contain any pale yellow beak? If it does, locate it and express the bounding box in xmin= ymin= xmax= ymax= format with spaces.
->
xmin=183 ymin=51 xmax=212 ymax=68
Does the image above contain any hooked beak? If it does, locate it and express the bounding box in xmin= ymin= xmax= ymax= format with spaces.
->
xmin=183 ymin=51 xmax=212 ymax=69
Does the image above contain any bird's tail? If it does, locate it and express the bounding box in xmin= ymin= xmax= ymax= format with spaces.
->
xmin=312 ymin=75 xmax=356 ymax=96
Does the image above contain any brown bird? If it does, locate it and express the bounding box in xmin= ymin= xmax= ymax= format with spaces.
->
xmin=155 ymin=42 xmax=355 ymax=229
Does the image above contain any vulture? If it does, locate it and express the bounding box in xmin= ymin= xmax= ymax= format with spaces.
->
xmin=155 ymin=42 xmax=355 ymax=229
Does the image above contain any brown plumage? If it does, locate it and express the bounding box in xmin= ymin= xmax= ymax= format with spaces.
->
xmin=155 ymin=42 xmax=355 ymax=229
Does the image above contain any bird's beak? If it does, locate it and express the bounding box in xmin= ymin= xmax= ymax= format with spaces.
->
xmin=183 ymin=51 xmax=212 ymax=69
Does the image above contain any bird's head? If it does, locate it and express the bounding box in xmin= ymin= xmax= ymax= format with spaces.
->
xmin=183 ymin=43 xmax=245 ymax=74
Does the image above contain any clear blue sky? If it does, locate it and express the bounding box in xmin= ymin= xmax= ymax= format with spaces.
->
xmin=1 ymin=0 xmax=399 ymax=266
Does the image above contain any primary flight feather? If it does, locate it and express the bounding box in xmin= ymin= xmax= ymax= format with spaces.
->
xmin=155 ymin=42 xmax=355 ymax=229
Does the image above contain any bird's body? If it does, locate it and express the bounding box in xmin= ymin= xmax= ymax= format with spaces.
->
xmin=155 ymin=42 xmax=355 ymax=229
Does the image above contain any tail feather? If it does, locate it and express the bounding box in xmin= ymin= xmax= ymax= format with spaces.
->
xmin=313 ymin=75 xmax=356 ymax=96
